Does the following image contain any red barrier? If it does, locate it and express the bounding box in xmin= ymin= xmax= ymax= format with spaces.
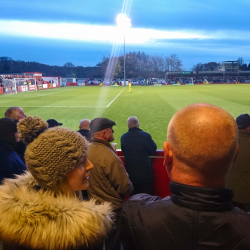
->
xmin=0 ymin=87 xmax=3 ymax=95
xmin=117 ymin=150 xmax=171 ymax=198
xmin=66 ymin=83 xmax=78 ymax=86
xmin=28 ymin=85 xmax=37 ymax=91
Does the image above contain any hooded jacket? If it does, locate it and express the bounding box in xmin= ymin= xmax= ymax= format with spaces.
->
xmin=0 ymin=172 xmax=113 ymax=250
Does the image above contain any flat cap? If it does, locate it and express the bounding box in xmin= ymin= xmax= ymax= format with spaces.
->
xmin=236 ymin=114 xmax=250 ymax=129
xmin=90 ymin=118 xmax=116 ymax=133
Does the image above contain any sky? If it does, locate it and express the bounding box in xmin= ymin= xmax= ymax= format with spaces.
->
xmin=1 ymin=0 xmax=250 ymax=70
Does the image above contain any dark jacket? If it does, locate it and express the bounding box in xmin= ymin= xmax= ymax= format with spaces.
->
xmin=0 ymin=141 xmax=26 ymax=184
xmin=226 ymin=129 xmax=250 ymax=204
xmin=77 ymin=129 xmax=92 ymax=142
xmin=15 ymin=140 xmax=27 ymax=163
xmin=121 ymin=127 xmax=157 ymax=184
xmin=121 ymin=181 xmax=250 ymax=250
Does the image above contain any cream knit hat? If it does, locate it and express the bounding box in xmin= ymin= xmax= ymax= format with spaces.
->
xmin=17 ymin=116 xmax=89 ymax=189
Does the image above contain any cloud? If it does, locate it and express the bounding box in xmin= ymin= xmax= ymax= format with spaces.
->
xmin=0 ymin=19 xmax=250 ymax=45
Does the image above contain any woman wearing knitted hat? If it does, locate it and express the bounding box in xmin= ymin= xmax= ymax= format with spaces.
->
xmin=0 ymin=116 xmax=113 ymax=250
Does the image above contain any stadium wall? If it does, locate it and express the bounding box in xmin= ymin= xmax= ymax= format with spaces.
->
xmin=117 ymin=150 xmax=171 ymax=198
xmin=1 ymin=83 xmax=61 ymax=95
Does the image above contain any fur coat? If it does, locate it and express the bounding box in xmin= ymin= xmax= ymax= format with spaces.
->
xmin=0 ymin=172 xmax=113 ymax=250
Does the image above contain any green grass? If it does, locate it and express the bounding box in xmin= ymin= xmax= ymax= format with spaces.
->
xmin=1 ymin=84 xmax=250 ymax=149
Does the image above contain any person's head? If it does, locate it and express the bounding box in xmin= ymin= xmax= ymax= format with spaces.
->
xmin=17 ymin=116 xmax=93 ymax=197
xmin=163 ymin=103 xmax=238 ymax=188
xmin=5 ymin=107 xmax=26 ymax=121
xmin=0 ymin=118 xmax=19 ymax=151
xmin=79 ymin=119 xmax=91 ymax=130
xmin=90 ymin=118 xmax=116 ymax=142
xmin=127 ymin=116 xmax=139 ymax=128
xmin=236 ymin=114 xmax=250 ymax=130
xmin=46 ymin=119 xmax=63 ymax=128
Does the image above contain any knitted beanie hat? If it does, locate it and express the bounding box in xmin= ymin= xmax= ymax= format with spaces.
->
xmin=17 ymin=116 xmax=89 ymax=189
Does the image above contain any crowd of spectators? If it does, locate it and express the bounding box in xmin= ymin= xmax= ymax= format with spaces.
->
xmin=85 ymin=77 xmax=164 ymax=85
xmin=166 ymin=76 xmax=250 ymax=84
xmin=0 ymin=105 xmax=250 ymax=250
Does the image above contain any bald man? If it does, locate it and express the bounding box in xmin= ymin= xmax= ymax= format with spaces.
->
xmin=121 ymin=103 xmax=250 ymax=250
xmin=77 ymin=119 xmax=91 ymax=142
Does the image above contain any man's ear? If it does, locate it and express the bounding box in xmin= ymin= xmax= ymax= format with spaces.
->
xmin=163 ymin=142 xmax=173 ymax=166
xmin=163 ymin=142 xmax=174 ymax=180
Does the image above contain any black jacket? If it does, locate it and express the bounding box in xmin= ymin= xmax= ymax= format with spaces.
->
xmin=77 ymin=129 xmax=92 ymax=142
xmin=121 ymin=127 xmax=157 ymax=184
xmin=121 ymin=182 xmax=250 ymax=250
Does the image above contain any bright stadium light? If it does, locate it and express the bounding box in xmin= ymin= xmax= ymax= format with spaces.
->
xmin=116 ymin=13 xmax=131 ymax=86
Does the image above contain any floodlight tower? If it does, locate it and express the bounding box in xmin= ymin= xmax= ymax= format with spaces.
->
xmin=116 ymin=13 xmax=131 ymax=86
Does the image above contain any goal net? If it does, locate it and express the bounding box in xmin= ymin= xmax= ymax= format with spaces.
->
xmin=2 ymin=79 xmax=17 ymax=94
xmin=2 ymin=78 xmax=37 ymax=94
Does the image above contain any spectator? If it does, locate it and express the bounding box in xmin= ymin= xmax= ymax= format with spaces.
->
xmin=121 ymin=103 xmax=250 ymax=250
xmin=121 ymin=116 xmax=157 ymax=195
xmin=78 ymin=119 xmax=91 ymax=142
xmin=0 ymin=118 xmax=26 ymax=184
xmin=5 ymin=106 xmax=27 ymax=163
xmin=46 ymin=119 xmax=63 ymax=128
xmin=88 ymin=118 xmax=133 ymax=250
xmin=226 ymin=113 xmax=250 ymax=212
xmin=5 ymin=106 xmax=26 ymax=121
xmin=0 ymin=116 xmax=113 ymax=250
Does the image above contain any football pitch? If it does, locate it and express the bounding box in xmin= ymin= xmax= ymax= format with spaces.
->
xmin=0 ymin=84 xmax=250 ymax=149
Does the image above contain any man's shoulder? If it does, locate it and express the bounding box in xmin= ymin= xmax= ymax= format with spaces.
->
xmin=89 ymin=142 xmax=119 ymax=161
xmin=121 ymin=131 xmax=129 ymax=138
xmin=139 ymin=130 xmax=152 ymax=137
xmin=89 ymin=141 xmax=111 ymax=152
xmin=231 ymin=207 xmax=250 ymax=220
xmin=122 ymin=129 xmax=151 ymax=137
xmin=122 ymin=194 xmax=172 ymax=215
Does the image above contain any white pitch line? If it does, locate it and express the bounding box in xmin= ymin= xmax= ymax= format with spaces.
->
xmin=36 ymin=88 xmax=77 ymax=97
xmin=0 ymin=88 xmax=76 ymax=98
xmin=0 ymin=106 xmax=105 ymax=108
xmin=106 ymin=88 xmax=125 ymax=107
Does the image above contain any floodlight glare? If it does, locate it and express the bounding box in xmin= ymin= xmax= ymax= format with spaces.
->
xmin=116 ymin=13 xmax=131 ymax=30
xmin=116 ymin=13 xmax=131 ymax=87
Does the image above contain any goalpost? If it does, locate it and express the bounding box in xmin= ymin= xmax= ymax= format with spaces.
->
xmin=2 ymin=78 xmax=37 ymax=94
xmin=2 ymin=78 xmax=17 ymax=94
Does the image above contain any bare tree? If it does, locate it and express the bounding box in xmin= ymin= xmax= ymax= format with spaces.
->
xmin=165 ymin=54 xmax=182 ymax=71
xmin=237 ymin=57 xmax=244 ymax=67
xmin=64 ymin=62 xmax=75 ymax=68
xmin=192 ymin=63 xmax=204 ymax=71
xmin=151 ymin=55 xmax=165 ymax=72
xmin=192 ymin=62 xmax=221 ymax=71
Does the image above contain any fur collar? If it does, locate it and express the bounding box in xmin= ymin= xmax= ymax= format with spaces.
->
xmin=0 ymin=172 xmax=113 ymax=250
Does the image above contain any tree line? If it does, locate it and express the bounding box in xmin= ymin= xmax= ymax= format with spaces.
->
xmin=0 ymin=53 xmax=182 ymax=79
xmin=0 ymin=55 xmax=249 ymax=79
xmin=192 ymin=57 xmax=250 ymax=72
